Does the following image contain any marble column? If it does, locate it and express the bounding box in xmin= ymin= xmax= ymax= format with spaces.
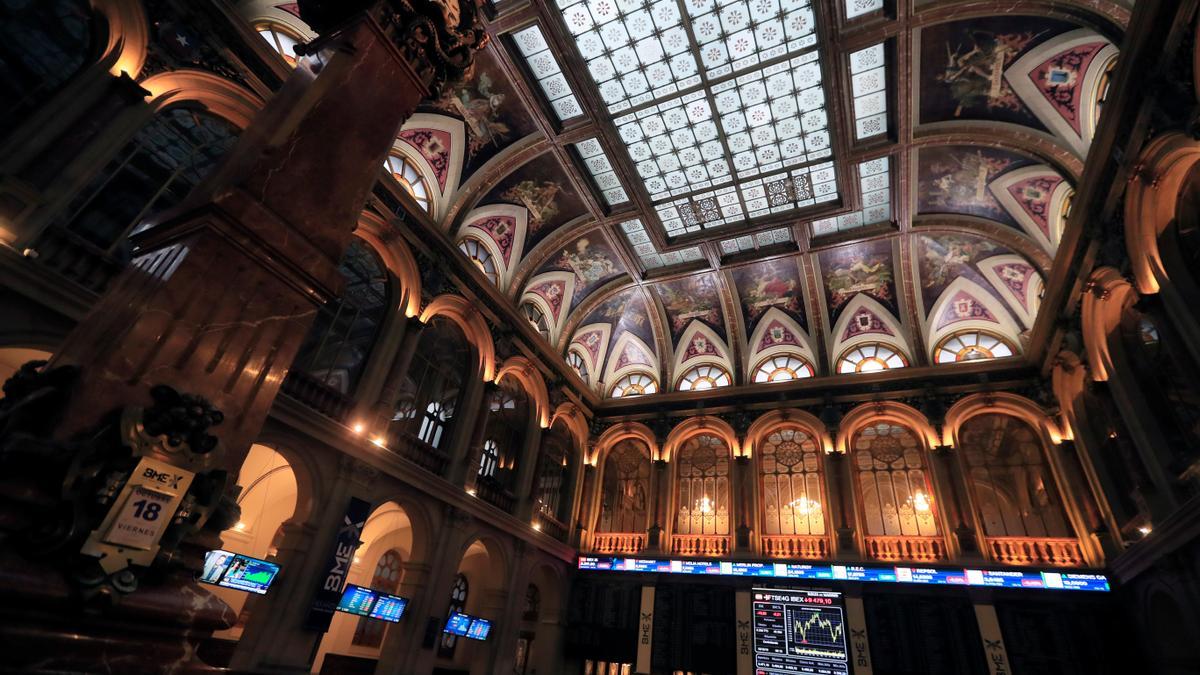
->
xmin=733 ymin=455 xmax=752 ymax=552
xmin=826 ymin=452 xmax=858 ymax=558
xmin=649 ymin=459 xmax=669 ymax=552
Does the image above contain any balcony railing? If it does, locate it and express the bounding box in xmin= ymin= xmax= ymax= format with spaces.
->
xmin=475 ymin=478 xmax=515 ymax=514
xmin=987 ymin=537 xmax=1085 ymax=567
xmin=32 ymin=225 xmax=124 ymax=293
xmin=534 ymin=511 xmax=567 ymax=541
xmin=280 ymin=370 xmax=353 ymax=423
xmin=591 ymin=532 xmax=646 ymax=555
xmin=390 ymin=432 xmax=449 ymax=477
xmin=863 ymin=535 xmax=947 ymax=563
xmin=761 ymin=535 xmax=830 ymax=559
xmin=670 ymin=534 xmax=730 ymax=557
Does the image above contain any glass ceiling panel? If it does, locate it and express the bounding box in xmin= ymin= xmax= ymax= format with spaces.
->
xmin=719 ymin=226 xmax=791 ymax=255
xmin=513 ymin=24 xmax=584 ymax=121
xmin=555 ymin=0 xmax=839 ymax=238
xmin=575 ymin=137 xmax=630 ymax=205
xmin=811 ymin=156 xmax=890 ymax=236
xmin=849 ymin=43 xmax=887 ymax=139
xmin=621 ymin=218 xmax=704 ymax=268
xmin=845 ymin=0 xmax=883 ymax=19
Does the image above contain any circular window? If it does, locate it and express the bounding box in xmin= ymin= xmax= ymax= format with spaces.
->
xmin=837 ymin=343 xmax=907 ymax=374
xmin=934 ymin=331 xmax=1015 ymax=364
xmin=752 ymin=355 xmax=814 ymax=383
xmin=677 ymin=364 xmax=732 ymax=391
xmin=610 ymin=372 xmax=658 ymax=398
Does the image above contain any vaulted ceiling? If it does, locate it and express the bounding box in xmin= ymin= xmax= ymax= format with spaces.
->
xmin=355 ymin=0 xmax=1130 ymax=398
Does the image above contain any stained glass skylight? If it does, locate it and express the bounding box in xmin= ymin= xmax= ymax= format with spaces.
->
xmin=555 ymin=0 xmax=839 ymax=238
xmin=845 ymin=0 xmax=883 ymax=19
xmin=811 ymin=157 xmax=890 ymax=236
xmin=719 ymin=226 xmax=792 ymax=255
xmin=849 ymin=43 xmax=887 ymax=139
xmin=620 ymin=219 xmax=704 ymax=268
xmin=575 ymin=138 xmax=630 ymax=206
xmin=512 ymin=25 xmax=584 ymax=121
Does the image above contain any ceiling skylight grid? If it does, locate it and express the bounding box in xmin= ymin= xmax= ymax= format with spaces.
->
xmin=811 ymin=157 xmax=890 ymax=235
xmin=844 ymin=0 xmax=883 ymax=19
xmin=849 ymin=43 xmax=887 ymax=139
xmin=719 ymin=226 xmax=792 ymax=255
xmin=575 ymin=138 xmax=630 ymax=206
xmin=512 ymin=24 xmax=584 ymax=121
xmin=553 ymin=0 xmax=840 ymax=238
xmin=621 ymin=219 xmax=704 ymax=268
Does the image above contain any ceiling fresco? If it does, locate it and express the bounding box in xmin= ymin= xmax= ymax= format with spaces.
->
xmin=338 ymin=0 xmax=1127 ymax=397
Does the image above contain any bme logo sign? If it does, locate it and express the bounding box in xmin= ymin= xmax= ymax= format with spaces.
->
xmin=142 ymin=467 xmax=185 ymax=489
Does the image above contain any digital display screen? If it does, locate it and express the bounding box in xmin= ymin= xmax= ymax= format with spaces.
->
xmin=369 ymin=594 xmax=409 ymax=622
xmin=445 ymin=612 xmax=472 ymax=636
xmin=753 ymin=588 xmax=849 ymax=675
xmin=465 ymin=618 xmax=492 ymax=641
xmin=336 ymin=585 xmax=378 ymax=617
xmin=576 ymin=556 xmax=1110 ymax=592
xmin=200 ymin=550 xmax=280 ymax=594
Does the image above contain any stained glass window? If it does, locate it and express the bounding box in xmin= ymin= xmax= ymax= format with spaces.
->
xmin=575 ymin=138 xmax=629 ymax=206
xmin=619 ymin=219 xmax=703 ymax=269
xmin=352 ymin=549 xmax=402 ymax=647
xmin=674 ymin=434 xmax=730 ymax=536
xmin=934 ymin=331 xmax=1015 ymax=364
xmin=837 ymin=342 xmax=906 ymax=374
xmin=719 ymin=227 xmax=792 ymax=255
xmin=567 ymin=351 xmax=589 ymax=383
xmin=458 ymin=237 xmax=498 ymax=284
xmin=439 ymin=574 xmax=469 ymax=655
xmin=385 ymin=153 xmax=431 ymax=213
xmin=760 ymin=428 xmax=825 ymax=536
xmin=753 ymin=355 xmax=814 ymax=383
xmin=811 ymin=157 xmax=891 ymax=236
xmin=610 ymin=372 xmax=658 ymax=398
xmin=598 ymin=439 xmax=652 ymax=534
xmin=479 ymin=439 xmax=499 ymax=478
xmin=853 ymin=423 xmax=939 ymax=537
xmin=849 ymin=43 xmax=887 ymax=139
xmin=512 ymin=24 xmax=584 ymax=121
xmin=676 ymin=364 xmax=732 ymax=391
xmin=522 ymin=301 xmax=550 ymax=339
xmin=845 ymin=0 xmax=883 ymax=19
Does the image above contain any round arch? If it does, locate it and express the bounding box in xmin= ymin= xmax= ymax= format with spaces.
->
xmin=943 ymin=393 xmax=1065 ymax=449
xmin=593 ymin=421 xmax=659 ymax=465
xmin=95 ymin=0 xmax=151 ymax=77
xmin=1080 ymin=266 xmax=1138 ymax=382
xmin=140 ymin=69 xmax=264 ymax=128
xmin=836 ymin=401 xmax=939 ymax=455
xmin=420 ymin=294 xmax=496 ymax=381
xmin=662 ymin=416 xmax=740 ymax=461
xmin=549 ymin=402 xmax=590 ymax=460
xmin=354 ymin=211 xmax=421 ymax=318
xmin=494 ymin=355 xmax=550 ymax=428
xmin=744 ymin=409 xmax=833 ymax=458
xmin=1124 ymin=131 xmax=1200 ymax=296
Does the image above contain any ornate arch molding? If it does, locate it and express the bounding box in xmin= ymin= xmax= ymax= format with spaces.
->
xmin=495 ymin=355 xmax=550 ymax=428
xmin=744 ymin=409 xmax=834 ymax=458
xmin=94 ymin=0 xmax=150 ymax=77
xmin=248 ymin=428 xmax=328 ymax=532
xmin=1050 ymin=350 xmax=1088 ymax=442
xmin=662 ymin=416 xmax=740 ymax=462
xmin=419 ymin=294 xmax=496 ymax=381
xmin=1125 ymin=132 xmax=1200 ymax=295
xmin=593 ymin=422 xmax=658 ymax=465
xmin=355 ymin=211 xmax=421 ymax=318
xmin=835 ymin=401 xmax=939 ymax=455
xmin=140 ymin=69 xmax=264 ymax=128
xmin=549 ymin=402 xmax=590 ymax=460
xmin=943 ymin=393 xmax=1065 ymax=450
xmin=364 ymin=494 xmax=435 ymax=564
xmin=1079 ymin=266 xmax=1137 ymax=382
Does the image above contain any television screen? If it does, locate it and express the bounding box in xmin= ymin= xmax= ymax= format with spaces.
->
xmin=369 ymin=594 xmax=408 ymax=623
xmin=336 ymin=584 xmax=379 ymax=617
xmin=751 ymin=588 xmax=849 ymax=675
xmin=200 ymin=550 xmax=280 ymax=595
xmin=444 ymin=612 xmax=471 ymax=636
xmin=465 ymin=618 xmax=492 ymax=640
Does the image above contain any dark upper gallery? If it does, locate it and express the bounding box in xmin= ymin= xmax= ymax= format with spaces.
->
xmin=0 ymin=0 xmax=1198 ymax=673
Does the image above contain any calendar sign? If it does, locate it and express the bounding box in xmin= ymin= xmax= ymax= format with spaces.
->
xmin=81 ymin=456 xmax=195 ymax=573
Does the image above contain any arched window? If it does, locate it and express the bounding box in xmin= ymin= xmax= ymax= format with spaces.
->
xmin=958 ymin=415 xmax=1070 ymax=539
xmin=394 ymin=317 xmax=469 ymax=449
xmin=535 ymin=429 xmax=571 ymax=521
xmin=523 ymin=584 xmax=541 ymax=621
xmin=676 ymin=364 xmax=732 ymax=391
xmin=674 ymin=435 xmax=730 ymax=537
xmin=610 ymin=372 xmax=657 ymax=398
xmin=597 ymin=439 xmax=651 ymax=534
xmin=522 ymin=301 xmax=550 ymax=339
xmin=0 ymin=0 xmax=93 ymax=127
xmin=351 ymin=548 xmax=403 ymax=648
xmin=753 ymin=355 xmax=815 ymax=383
xmin=255 ymin=21 xmax=303 ymax=67
xmin=53 ymin=107 xmax=240 ymax=258
xmin=479 ymin=439 xmax=499 ymax=478
xmin=934 ymin=331 xmax=1015 ymax=363
xmin=459 ymin=237 xmax=498 ymax=285
xmin=439 ymin=574 xmax=469 ymax=656
xmin=292 ymin=239 xmax=391 ymax=397
xmin=482 ymin=378 xmax=530 ymax=488
xmin=385 ymin=153 xmax=431 ymax=213
xmin=567 ymin=351 xmax=588 ymax=384
xmin=853 ymin=423 xmax=939 ymax=537
xmin=837 ymin=343 xmax=907 ymax=374
xmin=760 ymin=428 xmax=826 ymax=538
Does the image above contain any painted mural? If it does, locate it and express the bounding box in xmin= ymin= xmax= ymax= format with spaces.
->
xmin=817 ymin=239 xmax=898 ymax=325
xmin=536 ymin=233 xmax=625 ymax=306
xmin=916 ymin=233 xmax=1012 ymax=312
xmin=916 ymin=145 xmax=1033 ymax=227
xmin=919 ymin=17 xmax=1075 ymax=129
xmin=483 ymin=153 xmax=587 ymax=250
xmin=397 ymin=128 xmax=452 ymax=191
xmin=730 ymin=257 xmax=806 ymax=335
xmin=427 ymin=48 xmax=539 ymax=178
xmin=654 ymin=273 xmax=727 ymax=344
xmin=581 ymin=287 xmax=656 ymax=356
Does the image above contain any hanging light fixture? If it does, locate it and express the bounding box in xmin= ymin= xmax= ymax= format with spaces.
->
xmin=694 ymin=495 xmax=714 ymax=514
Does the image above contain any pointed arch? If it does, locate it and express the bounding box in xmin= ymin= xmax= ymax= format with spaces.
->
xmin=494 ymin=355 xmax=550 ymax=428
xmin=549 ymin=402 xmax=590 ymax=460
xmin=990 ymin=165 xmax=1073 ymax=253
xmin=744 ymin=308 xmax=818 ymax=373
xmin=95 ymin=0 xmax=151 ymax=77
xmin=925 ymin=276 xmax=1024 ymax=359
xmin=521 ymin=272 xmax=575 ymax=344
xmin=397 ymin=113 xmax=467 ymax=218
xmin=744 ymin=409 xmax=833 ymax=458
xmin=457 ymin=205 xmax=529 ymax=291
xmin=594 ymin=422 xmax=660 ymax=465
xmin=836 ymin=401 xmax=939 ymax=455
xmin=567 ymin=323 xmax=611 ymax=389
xmin=978 ymin=255 xmax=1045 ymax=328
xmin=419 ymin=294 xmax=496 ymax=381
xmin=604 ymin=331 xmax=660 ymax=388
xmin=672 ymin=321 xmax=734 ymax=382
xmin=1125 ymin=132 xmax=1200 ymax=296
xmin=829 ymin=294 xmax=911 ymax=367
xmin=662 ymin=416 xmax=740 ymax=462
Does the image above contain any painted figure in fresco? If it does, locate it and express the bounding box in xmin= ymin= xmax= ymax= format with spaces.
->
xmin=558 ymin=238 xmax=617 ymax=292
xmin=824 ymin=257 xmax=893 ymax=311
xmin=925 ymin=149 xmax=1017 ymax=217
xmin=937 ymin=30 xmax=1043 ymax=116
xmin=657 ymin=277 xmax=720 ymax=334
xmin=740 ymin=269 xmax=800 ymax=321
xmin=438 ymin=71 xmax=511 ymax=156
xmin=502 ymin=179 xmax=561 ymax=228
xmin=920 ymin=235 xmax=999 ymax=290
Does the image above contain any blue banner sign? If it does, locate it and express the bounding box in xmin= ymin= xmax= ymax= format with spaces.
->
xmin=577 ymin=556 xmax=1110 ymax=592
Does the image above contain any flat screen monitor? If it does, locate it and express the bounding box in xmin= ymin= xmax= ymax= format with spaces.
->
xmin=200 ymin=550 xmax=281 ymax=595
xmin=368 ymin=593 xmax=409 ymax=623
xmin=465 ymin=617 xmax=492 ymax=641
xmin=336 ymin=584 xmax=379 ymax=617
xmin=751 ymin=587 xmax=849 ymax=675
xmin=444 ymin=612 xmax=472 ymax=636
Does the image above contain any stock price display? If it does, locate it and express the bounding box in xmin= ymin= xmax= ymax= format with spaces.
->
xmin=752 ymin=588 xmax=849 ymax=675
